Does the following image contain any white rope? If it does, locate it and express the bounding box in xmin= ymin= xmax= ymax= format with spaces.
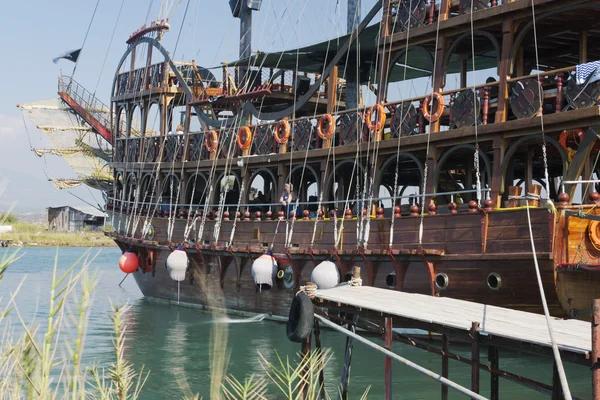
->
xmin=525 ymin=205 xmax=572 ymax=399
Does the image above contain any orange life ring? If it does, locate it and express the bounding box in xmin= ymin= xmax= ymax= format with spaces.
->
xmin=274 ymin=120 xmax=291 ymax=144
xmin=589 ymin=220 xmax=600 ymax=251
xmin=422 ymin=92 xmax=445 ymax=122
xmin=365 ymin=104 xmax=386 ymax=131
xmin=317 ymin=114 xmax=335 ymax=140
xmin=237 ymin=126 xmax=252 ymax=150
xmin=205 ymin=130 xmax=218 ymax=152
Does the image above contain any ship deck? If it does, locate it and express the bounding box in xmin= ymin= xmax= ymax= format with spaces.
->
xmin=314 ymin=285 xmax=591 ymax=362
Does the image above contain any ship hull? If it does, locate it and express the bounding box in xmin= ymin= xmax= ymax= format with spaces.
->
xmin=108 ymin=206 xmax=581 ymax=319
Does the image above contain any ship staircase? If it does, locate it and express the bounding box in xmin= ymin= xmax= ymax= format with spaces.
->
xmin=57 ymin=75 xmax=113 ymax=144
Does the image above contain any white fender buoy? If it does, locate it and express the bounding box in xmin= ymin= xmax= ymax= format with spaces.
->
xmin=252 ymin=251 xmax=278 ymax=290
xmin=310 ymin=260 xmax=340 ymax=290
xmin=166 ymin=245 xmax=189 ymax=282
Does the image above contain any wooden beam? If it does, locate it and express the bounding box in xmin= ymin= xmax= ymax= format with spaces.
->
xmin=489 ymin=346 xmax=500 ymax=400
xmin=580 ymin=31 xmax=588 ymax=63
xmin=384 ymin=317 xmax=393 ymax=400
xmin=442 ymin=335 xmax=449 ymax=400
xmin=495 ymin=20 xmax=516 ymax=123
xmin=564 ymin=126 xmax=599 ymax=199
xmin=470 ymin=322 xmax=480 ymax=399
xmin=593 ymin=299 xmax=600 ymax=400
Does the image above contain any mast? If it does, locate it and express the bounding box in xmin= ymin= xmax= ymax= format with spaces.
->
xmin=346 ymin=0 xmax=362 ymax=109
xmin=230 ymin=0 xmax=262 ymax=89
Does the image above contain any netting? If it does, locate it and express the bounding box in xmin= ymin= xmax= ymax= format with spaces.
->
xmin=18 ymin=98 xmax=113 ymax=191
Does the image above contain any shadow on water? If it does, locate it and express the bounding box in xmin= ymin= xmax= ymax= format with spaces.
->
xmin=0 ymin=247 xmax=594 ymax=399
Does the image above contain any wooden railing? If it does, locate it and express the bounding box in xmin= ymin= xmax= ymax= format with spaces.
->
xmin=112 ymin=64 xmax=592 ymax=163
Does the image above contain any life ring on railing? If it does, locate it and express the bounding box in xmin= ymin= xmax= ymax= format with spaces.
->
xmin=237 ymin=126 xmax=252 ymax=150
xmin=365 ymin=104 xmax=386 ymax=131
xmin=422 ymin=92 xmax=445 ymax=122
xmin=274 ymin=120 xmax=291 ymax=144
xmin=205 ymin=130 xmax=218 ymax=152
xmin=589 ymin=220 xmax=600 ymax=251
xmin=317 ymin=114 xmax=335 ymax=140
xmin=286 ymin=291 xmax=314 ymax=342
xmin=559 ymin=128 xmax=585 ymax=162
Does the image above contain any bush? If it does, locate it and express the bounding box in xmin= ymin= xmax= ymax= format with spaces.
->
xmin=1 ymin=212 xmax=18 ymax=224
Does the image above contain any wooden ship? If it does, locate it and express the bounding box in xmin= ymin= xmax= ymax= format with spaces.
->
xmin=51 ymin=0 xmax=600 ymax=320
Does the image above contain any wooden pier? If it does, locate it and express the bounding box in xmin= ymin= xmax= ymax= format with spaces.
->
xmin=296 ymin=275 xmax=599 ymax=399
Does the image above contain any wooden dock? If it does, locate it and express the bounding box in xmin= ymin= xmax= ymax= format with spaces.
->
xmin=297 ymin=278 xmax=598 ymax=400
xmin=314 ymin=285 xmax=591 ymax=358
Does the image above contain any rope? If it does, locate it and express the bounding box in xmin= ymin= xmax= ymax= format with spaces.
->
xmin=296 ymin=284 xmax=317 ymax=299
xmin=94 ymin=0 xmax=125 ymax=95
xmin=72 ymin=0 xmax=101 ymax=79
xmin=525 ymin=206 xmax=572 ymax=399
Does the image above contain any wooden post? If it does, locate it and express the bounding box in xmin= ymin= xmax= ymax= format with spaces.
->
xmin=324 ymin=66 xmax=338 ymax=149
xmin=593 ymin=299 xmax=600 ymax=399
xmin=339 ymin=315 xmax=357 ymax=400
xmin=551 ymin=361 xmax=563 ymax=400
xmin=495 ymin=20 xmax=516 ymax=123
xmin=441 ymin=335 xmax=449 ymax=400
xmin=490 ymin=136 xmax=506 ymax=207
xmin=489 ymin=346 xmax=500 ymax=400
xmin=384 ymin=317 xmax=393 ymax=400
xmin=314 ymin=318 xmax=326 ymax=400
xmin=580 ymin=31 xmax=588 ymax=64
xmin=300 ymin=333 xmax=312 ymax=400
xmin=470 ymin=322 xmax=480 ymax=399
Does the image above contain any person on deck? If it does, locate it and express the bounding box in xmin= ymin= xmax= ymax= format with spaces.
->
xmin=280 ymin=183 xmax=293 ymax=218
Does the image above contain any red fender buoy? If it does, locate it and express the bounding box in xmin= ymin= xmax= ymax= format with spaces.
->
xmin=119 ymin=251 xmax=139 ymax=274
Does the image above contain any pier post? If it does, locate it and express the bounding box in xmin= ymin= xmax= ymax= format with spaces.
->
xmin=384 ymin=317 xmax=393 ymax=400
xmin=441 ymin=335 xmax=448 ymax=400
xmin=470 ymin=322 xmax=480 ymax=399
xmin=593 ymin=299 xmax=600 ymax=399
xmin=300 ymin=331 xmax=312 ymax=400
xmin=488 ymin=346 xmax=499 ymax=400
xmin=314 ymin=318 xmax=326 ymax=400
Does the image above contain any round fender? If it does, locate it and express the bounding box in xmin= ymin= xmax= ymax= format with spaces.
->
xmin=286 ymin=292 xmax=314 ymax=343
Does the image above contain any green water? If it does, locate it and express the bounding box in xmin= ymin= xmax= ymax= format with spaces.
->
xmin=0 ymin=247 xmax=593 ymax=399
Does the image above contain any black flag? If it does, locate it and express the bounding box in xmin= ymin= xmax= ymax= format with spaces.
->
xmin=53 ymin=49 xmax=81 ymax=64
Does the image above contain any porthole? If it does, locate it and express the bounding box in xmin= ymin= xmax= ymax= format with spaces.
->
xmin=487 ymin=273 xmax=501 ymax=290
xmin=435 ymin=273 xmax=449 ymax=290
xmin=386 ymin=272 xmax=397 ymax=288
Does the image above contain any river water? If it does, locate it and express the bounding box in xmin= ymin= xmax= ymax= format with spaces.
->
xmin=0 ymin=247 xmax=593 ymax=399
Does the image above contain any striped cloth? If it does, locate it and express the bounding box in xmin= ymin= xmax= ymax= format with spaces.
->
xmin=576 ymin=61 xmax=600 ymax=85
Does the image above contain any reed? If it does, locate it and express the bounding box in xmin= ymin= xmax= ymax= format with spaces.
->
xmin=0 ymin=248 xmax=369 ymax=399
xmin=0 ymin=249 xmax=147 ymax=400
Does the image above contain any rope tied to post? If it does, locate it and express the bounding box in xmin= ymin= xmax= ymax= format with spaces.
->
xmin=349 ymin=276 xmax=363 ymax=287
xmin=296 ymin=284 xmax=317 ymax=299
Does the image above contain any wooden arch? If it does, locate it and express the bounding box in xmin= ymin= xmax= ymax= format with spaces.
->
xmin=247 ymin=167 xmax=279 ymax=204
xmin=213 ymin=171 xmax=242 ymax=205
xmin=184 ymin=173 xmax=208 ymax=205
xmin=286 ymin=164 xmax=320 ymax=196
xmin=323 ymin=159 xmax=366 ymax=205
xmin=441 ymin=30 xmax=501 ymax=88
xmin=374 ymin=152 xmax=425 ymax=195
xmin=433 ymin=144 xmax=492 ymax=194
xmin=507 ymin=3 xmax=600 ymax=76
xmin=498 ymin=134 xmax=568 ymax=195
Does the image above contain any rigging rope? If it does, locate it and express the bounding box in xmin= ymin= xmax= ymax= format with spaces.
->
xmin=72 ymin=0 xmax=101 ymax=79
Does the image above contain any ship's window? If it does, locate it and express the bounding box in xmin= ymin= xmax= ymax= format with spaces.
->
xmin=435 ymin=273 xmax=449 ymax=290
xmin=487 ymin=273 xmax=501 ymax=290
xmin=386 ymin=272 xmax=396 ymax=288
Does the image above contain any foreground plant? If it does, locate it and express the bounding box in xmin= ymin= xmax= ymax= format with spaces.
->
xmin=0 ymin=248 xmax=148 ymax=399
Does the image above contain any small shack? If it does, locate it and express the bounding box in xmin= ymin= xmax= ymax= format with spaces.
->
xmin=47 ymin=206 xmax=105 ymax=232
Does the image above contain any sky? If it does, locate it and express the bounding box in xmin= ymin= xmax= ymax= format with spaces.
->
xmin=0 ymin=0 xmax=381 ymax=213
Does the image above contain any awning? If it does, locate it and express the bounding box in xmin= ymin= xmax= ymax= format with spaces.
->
xmin=223 ymin=23 xmax=498 ymax=84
